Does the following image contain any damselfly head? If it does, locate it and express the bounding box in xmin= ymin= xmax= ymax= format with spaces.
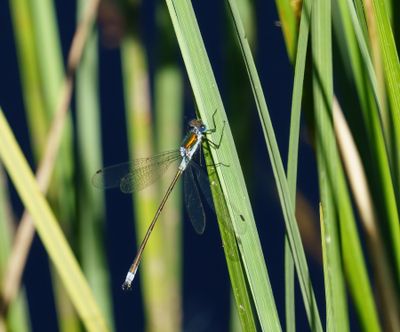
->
xmin=189 ymin=119 xmax=207 ymax=133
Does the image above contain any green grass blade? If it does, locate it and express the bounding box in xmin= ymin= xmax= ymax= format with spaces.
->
xmin=344 ymin=0 xmax=400 ymax=223
xmin=318 ymin=205 xmax=335 ymax=330
xmin=311 ymin=0 xmax=349 ymax=329
xmin=0 ymin=110 xmax=109 ymax=332
xmin=12 ymin=1 xmax=103 ymax=330
xmin=274 ymin=0 xmax=299 ymax=61
xmin=2 ymin=290 xmax=30 ymax=332
xmin=230 ymin=293 xmax=243 ymax=332
xmin=153 ymin=71 xmax=183 ymax=330
xmin=203 ymin=146 xmax=257 ymax=331
xmin=333 ymin=102 xmax=382 ymax=331
xmin=30 ymin=0 xmax=76 ymax=228
xmin=353 ymin=0 xmax=369 ymax=42
xmin=121 ymin=36 xmax=156 ymax=313
xmin=332 ymin=1 xmax=390 ymax=329
xmin=370 ymin=0 xmax=400 ymax=119
xmin=121 ymin=34 xmax=177 ymax=331
xmin=220 ymin=4 xmax=257 ymax=331
xmin=9 ymin=0 xmax=48 ymax=159
xmin=222 ymin=18 xmax=255 ymax=323
xmin=283 ymin=240 xmax=295 ymax=332
xmin=30 ymin=0 xmax=64 ymax=115
xmin=223 ymin=0 xmax=255 ymax=182
xmin=164 ymin=0 xmax=281 ymax=330
xmin=225 ymin=0 xmax=323 ymax=330
xmin=10 ymin=1 xmax=79 ymax=329
xmin=0 ymin=167 xmax=31 ymax=332
xmin=342 ymin=0 xmax=382 ymax=113
xmin=283 ymin=0 xmax=313 ymax=329
xmin=368 ymin=0 xmax=400 ymax=280
xmin=76 ymin=1 xmax=114 ymax=329
xmin=274 ymin=1 xmax=311 ymax=329
xmin=336 ymin=1 xmax=400 ymax=319
xmin=154 ymin=3 xmax=186 ymax=328
xmin=343 ymin=2 xmax=400 ymax=249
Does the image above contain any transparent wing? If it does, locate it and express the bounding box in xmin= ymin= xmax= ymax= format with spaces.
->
xmin=183 ymin=165 xmax=206 ymax=235
xmin=92 ymin=149 xmax=181 ymax=193
xmin=190 ymin=162 xmax=215 ymax=212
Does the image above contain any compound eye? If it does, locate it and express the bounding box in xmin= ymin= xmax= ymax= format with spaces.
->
xmin=200 ymin=125 xmax=206 ymax=132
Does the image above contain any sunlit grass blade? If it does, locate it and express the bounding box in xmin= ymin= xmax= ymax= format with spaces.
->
xmin=225 ymin=0 xmax=324 ymax=330
xmin=76 ymin=0 xmax=114 ymax=329
xmin=0 ymin=110 xmax=109 ymax=332
xmin=0 ymin=167 xmax=30 ymax=332
xmin=164 ymin=0 xmax=281 ymax=330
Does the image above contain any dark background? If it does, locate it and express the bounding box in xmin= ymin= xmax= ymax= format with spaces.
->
xmin=0 ymin=0 xmax=325 ymax=331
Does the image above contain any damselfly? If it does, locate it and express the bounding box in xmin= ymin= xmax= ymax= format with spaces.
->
xmin=92 ymin=118 xmax=217 ymax=290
